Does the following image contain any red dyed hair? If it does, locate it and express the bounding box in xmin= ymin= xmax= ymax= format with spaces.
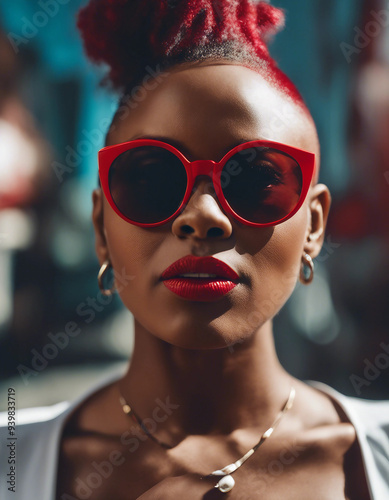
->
xmin=77 ymin=0 xmax=306 ymax=107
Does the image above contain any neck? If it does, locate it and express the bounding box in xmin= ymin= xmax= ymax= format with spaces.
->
xmin=119 ymin=319 xmax=293 ymax=442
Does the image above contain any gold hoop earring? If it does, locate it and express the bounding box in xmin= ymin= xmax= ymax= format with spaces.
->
xmin=98 ymin=260 xmax=116 ymax=296
xmin=299 ymin=252 xmax=314 ymax=285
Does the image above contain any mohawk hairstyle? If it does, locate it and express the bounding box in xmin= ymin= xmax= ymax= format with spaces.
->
xmin=77 ymin=0 xmax=306 ymax=108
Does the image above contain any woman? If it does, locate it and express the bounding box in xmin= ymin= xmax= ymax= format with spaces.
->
xmin=1 ymin=1 xmax=388 ymax=499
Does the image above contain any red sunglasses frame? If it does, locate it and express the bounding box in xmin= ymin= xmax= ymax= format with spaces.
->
xmin=98 ymin=139 xmax=316 ymax=228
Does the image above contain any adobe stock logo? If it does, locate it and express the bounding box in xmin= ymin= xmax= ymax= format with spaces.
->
xmin=340 ymin=6 xmax=389 ymax=63
xmin=349 ymin=342 xmax=389 ymax=395
xmin=7 ymin=0 xmax=71 ymax=54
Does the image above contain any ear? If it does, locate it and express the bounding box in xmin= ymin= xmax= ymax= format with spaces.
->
xmin=92 ymin=188 xmax=110 ymax=265
xmin=304 ymin=183 xmax=332 ymax=259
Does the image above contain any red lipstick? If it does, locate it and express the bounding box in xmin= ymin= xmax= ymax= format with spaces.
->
xmin=160 ymin=255 xmax=240 ymax=301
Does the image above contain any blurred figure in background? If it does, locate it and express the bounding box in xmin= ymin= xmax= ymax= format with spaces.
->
xmin=326 ymin=0 xmax=389 ymax=397
xmin=0 ymin=24 xmax=51 ymax=209
xmin=0 ymin=21 xmax=52 ymax=339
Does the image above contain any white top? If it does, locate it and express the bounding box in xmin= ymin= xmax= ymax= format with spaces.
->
xmin=1 ymin=370 xmax=388 ymax=500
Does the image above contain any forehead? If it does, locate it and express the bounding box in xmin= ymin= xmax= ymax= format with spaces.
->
xmin=108 ymin=61 xmax=317 ymax=160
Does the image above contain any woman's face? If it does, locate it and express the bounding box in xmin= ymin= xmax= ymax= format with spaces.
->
xmin=93 ymin=61 xmax=329 ymax=349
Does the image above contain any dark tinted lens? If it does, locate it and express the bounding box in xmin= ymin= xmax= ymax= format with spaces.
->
xmin=109 ymin=146 xmax=187 ymax=224
xmin=221 ymin=147 xmax=303 ymax=223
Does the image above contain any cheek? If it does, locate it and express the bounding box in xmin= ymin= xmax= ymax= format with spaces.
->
xmin=268 ymin=205 xmax=308 ymax=280
xmin=240 ymin=205 xmax=308 ymax=326
xmin=103 ymin=206 xmax=162 ymax=302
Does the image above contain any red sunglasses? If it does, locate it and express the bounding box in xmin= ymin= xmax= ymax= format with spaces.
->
xmin=98 ymin=139 xmax=315 ymax=228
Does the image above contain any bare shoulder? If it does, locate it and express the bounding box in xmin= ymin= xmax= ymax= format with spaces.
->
xmin=290 ymin=379 xmax=371 ymax=499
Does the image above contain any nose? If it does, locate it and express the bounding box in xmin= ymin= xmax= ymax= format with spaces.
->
xmin=171 ymin=176 xmax=233 ymax=239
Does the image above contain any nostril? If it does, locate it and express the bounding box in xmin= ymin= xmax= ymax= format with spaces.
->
xmin=208 ymin=227 xmax=224 ymax=237
xmin=179 ymin=225 xmax=224 ymax=237
xmin=181 ymin=225 xmax=194 ymax=234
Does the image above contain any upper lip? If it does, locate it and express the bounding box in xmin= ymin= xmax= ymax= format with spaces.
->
xmin=161 ymin=255 xmax=240 ymax=281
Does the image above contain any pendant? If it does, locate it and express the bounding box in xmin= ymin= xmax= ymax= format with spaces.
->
xmin=215 ymin=474 xmax=235 ymax=493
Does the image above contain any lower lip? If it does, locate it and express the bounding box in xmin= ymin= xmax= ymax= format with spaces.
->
xmin=161 ymin=277 xmax=238 ymax=301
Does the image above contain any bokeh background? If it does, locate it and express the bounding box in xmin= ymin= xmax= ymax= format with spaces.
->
xmin=0 ymin=0 xmax=388 ymax=410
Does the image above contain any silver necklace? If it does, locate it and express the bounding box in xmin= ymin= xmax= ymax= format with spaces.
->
xmin=119 ymin=386 xmax=295 ymax=493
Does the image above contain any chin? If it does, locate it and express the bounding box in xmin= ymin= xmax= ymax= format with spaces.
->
xmin=155 ymin=327 xmax=252 ymax=351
